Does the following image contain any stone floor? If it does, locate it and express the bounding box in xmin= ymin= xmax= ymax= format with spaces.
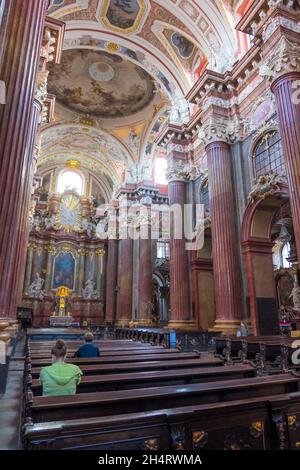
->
xmin=0 ymin=337 xmax=25 ymax=450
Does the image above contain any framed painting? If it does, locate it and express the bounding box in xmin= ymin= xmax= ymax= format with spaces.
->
xmin=52 ymin=251 xmax=76 ymax=290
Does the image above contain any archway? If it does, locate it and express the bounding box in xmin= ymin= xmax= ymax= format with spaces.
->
xmin=152 ymin=272 xmax=169 ymax=326
xmin=241 ymin=184 xmax=290 ymax=335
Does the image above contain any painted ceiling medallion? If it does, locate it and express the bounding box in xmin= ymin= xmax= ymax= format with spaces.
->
xmin=89 ymin=62 xmax=115 ymax=82
xmin=48 ymin=50 xmax=155 ymax=118
xmin=98 ymin=0 xmax=149 ymax=34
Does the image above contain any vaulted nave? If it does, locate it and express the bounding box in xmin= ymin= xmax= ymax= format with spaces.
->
xmin=1 ymin=0 xmax=300 ymax=457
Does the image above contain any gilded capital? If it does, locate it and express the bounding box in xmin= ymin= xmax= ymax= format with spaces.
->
xmin=166 ymin=160 xmax=190 ymax=183
xmin=260 ymin=36 xmax=300 ymax=83
xmin=199 ymin=116 xmax=243 ymax=146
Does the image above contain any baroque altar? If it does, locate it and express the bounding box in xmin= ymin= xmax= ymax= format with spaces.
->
xmin=22 ymin=187 xmax=106 ymax=327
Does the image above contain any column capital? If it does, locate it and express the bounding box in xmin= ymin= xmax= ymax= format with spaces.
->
xmin=166 ymin=160 xmax=191 ymax=183
xmin=199 ymin=115 xmax=244 ymax=147
xmin=260 ymin=36 xmax=300 ymax=83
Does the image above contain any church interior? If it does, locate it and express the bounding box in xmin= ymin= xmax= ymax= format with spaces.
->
xmin=1 ymin=0 xmax=300 ymax=454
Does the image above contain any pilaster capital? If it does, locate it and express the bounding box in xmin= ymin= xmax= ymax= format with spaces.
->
xmin=199 ymin=115 xmax=243 ymax=147
xmin=260 ymin=36 xmax=300 ymax=83
xmin=166 ymin=160 xmax=202 ymax=183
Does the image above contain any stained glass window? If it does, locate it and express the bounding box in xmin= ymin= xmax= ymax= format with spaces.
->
xmin=253 ymin=131 xmax=285 ymax=177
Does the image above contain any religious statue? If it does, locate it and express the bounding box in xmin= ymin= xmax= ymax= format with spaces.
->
xmin=32 ymin=215 xmax=42 ymax=232
xmin=248 ymin=171 xmax=286 ymax=203
xmin=128 ymin=129 xmax=140 ymax=153
xmin=44 ymin=213 xmax=56 ymax=230
xmin=290 ymin=283 xmax=300 ymax=311
xmin=81 ymin=218 xmax=95 ymax=238
xmin=53 ymin=286 xmax=72 ymax=317
xmin=82 ymin=279 xmax=99 ymax=300
xmin=27 ymin=273 xmax=45 ymax=300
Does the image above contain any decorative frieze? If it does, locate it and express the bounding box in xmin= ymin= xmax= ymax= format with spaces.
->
xmin=260 ymin=36 xmax=300 ymax=82
xmin=262 ymin=15 xmax=300 ymax=42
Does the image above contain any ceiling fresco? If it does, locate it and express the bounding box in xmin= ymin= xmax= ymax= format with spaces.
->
xmin=42 ymin=124 xmax=131 ymax=163
xmin=48 ymin=49 xmax=155 ymax=118
xmin=99 ymin=0 xmax=150 ymax=34
xmin=42 ymin=0 xmax=240 ymax=191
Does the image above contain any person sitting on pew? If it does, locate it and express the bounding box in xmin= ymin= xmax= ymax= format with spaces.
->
xmin=39 ymin=339 xmax=82 ymax=397
xmin=74 ymin=332 xmax=101 ymax=358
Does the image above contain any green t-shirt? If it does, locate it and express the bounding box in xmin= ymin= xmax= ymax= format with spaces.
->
xmin=39 ymin=362 xmax=83 ymax=397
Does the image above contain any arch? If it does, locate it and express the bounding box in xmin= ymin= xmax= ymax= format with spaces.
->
xmin=241 ymin=184 xmax=290 ymax=335
xmin=62 ymin=25 xmax=190 ymax=98
xmin=40 ymin=123 xmax=133 ymax=187
xmin=152 ymin=271 xmax=169 ymax=325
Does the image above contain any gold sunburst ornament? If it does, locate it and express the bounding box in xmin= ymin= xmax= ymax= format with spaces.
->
xmin=56 ymin=193 xmax=82 ymax=233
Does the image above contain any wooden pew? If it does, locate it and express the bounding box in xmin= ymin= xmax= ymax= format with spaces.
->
xmin=30 ymin=364 xmax=256 ymax=395
xmin=28 ymin=341 xmax=155 ymax=351
xmin=28 ymin=351 xmax=199 ymax=367
xmin=25 ymin=392 xmax=298 ymax=450
xmin=27 ymin=348 xmax=177 ymax=360
xmin=26 ymin=373 xmax=300 ymax=423
xmin=28 ymin=348 xmax=176 ymax=360
xmin=28 ymin=357 xmax=223 ymax=379
xmin=215 ymin=336 xmax=295 ymax=373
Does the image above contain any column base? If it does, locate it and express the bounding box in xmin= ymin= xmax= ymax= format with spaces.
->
xmin=210 ymin=319 xmax=252 ymax=335
xmin=134 ymin=319 xmax=153 ymax=327
xmin=114 ymin=320 xmax=132 ymax=328
xmin=168 ymin=320 xmax=197 ymax=331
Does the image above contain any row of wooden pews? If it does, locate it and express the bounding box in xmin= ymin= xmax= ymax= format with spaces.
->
xmin=215 ymin=336 xmax=298 ymax=374
xmin=23 ymin=336 xmax=300 ymax=450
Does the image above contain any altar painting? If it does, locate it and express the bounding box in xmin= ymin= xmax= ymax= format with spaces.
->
xmin=53 ymin=251 xmax=75 ymax=290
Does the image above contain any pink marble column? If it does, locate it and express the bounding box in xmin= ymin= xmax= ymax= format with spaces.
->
xmin=271 ymin=72 xmax=300 ymax=260
xmin=138 ymin=221 xmax=152 ymax=324
xmin=0 ymin=0 xmax=48 ymax=317
xmin=15 ymin=99 xmax=42 ymax=303
xmin=117 ymin=237 xmax=133 ymax=324
xmin=206 ymin=141 xmax=243 ymax=333
xmin=168 ymin=179 xmax=194 ymax=329
xmin=105 ymin=239 xmax=118 ymax=324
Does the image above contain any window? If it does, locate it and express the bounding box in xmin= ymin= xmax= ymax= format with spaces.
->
xmin=155 ymin=158 xmax=167 ymax=185
xmin=252 ymin=131 xmax=285 ymax=177
xmin=57 ymin=171 xmax=83 ymax=195
xmin=157 ymin=241 xmax=169 ymax=259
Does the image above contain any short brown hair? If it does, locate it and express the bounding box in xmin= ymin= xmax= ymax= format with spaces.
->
xmin=84 ymin=332 xmax=94 ymax=343
xmin=51 ymin=339 xmax=67 ymax=358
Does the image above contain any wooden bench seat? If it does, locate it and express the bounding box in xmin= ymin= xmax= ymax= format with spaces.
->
xmin=28 ymin=348 xmax=176 ymax=361
xmin=215 ymin=336 xmax=295 ymax=372
xmin=25 ymin=391 xmax=300 ymax=450
xmin=30 ymin=364 xmax=256 ymax=395
xmin=28 ymin=340 xmax=148 ymax=350
xmin=27 ymin=373 xmax=299 ymax=423
xmin=28 ymin=351 xmax=197 ymax=366
xmin=29 ymin=357 xmax=223 ymax=378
